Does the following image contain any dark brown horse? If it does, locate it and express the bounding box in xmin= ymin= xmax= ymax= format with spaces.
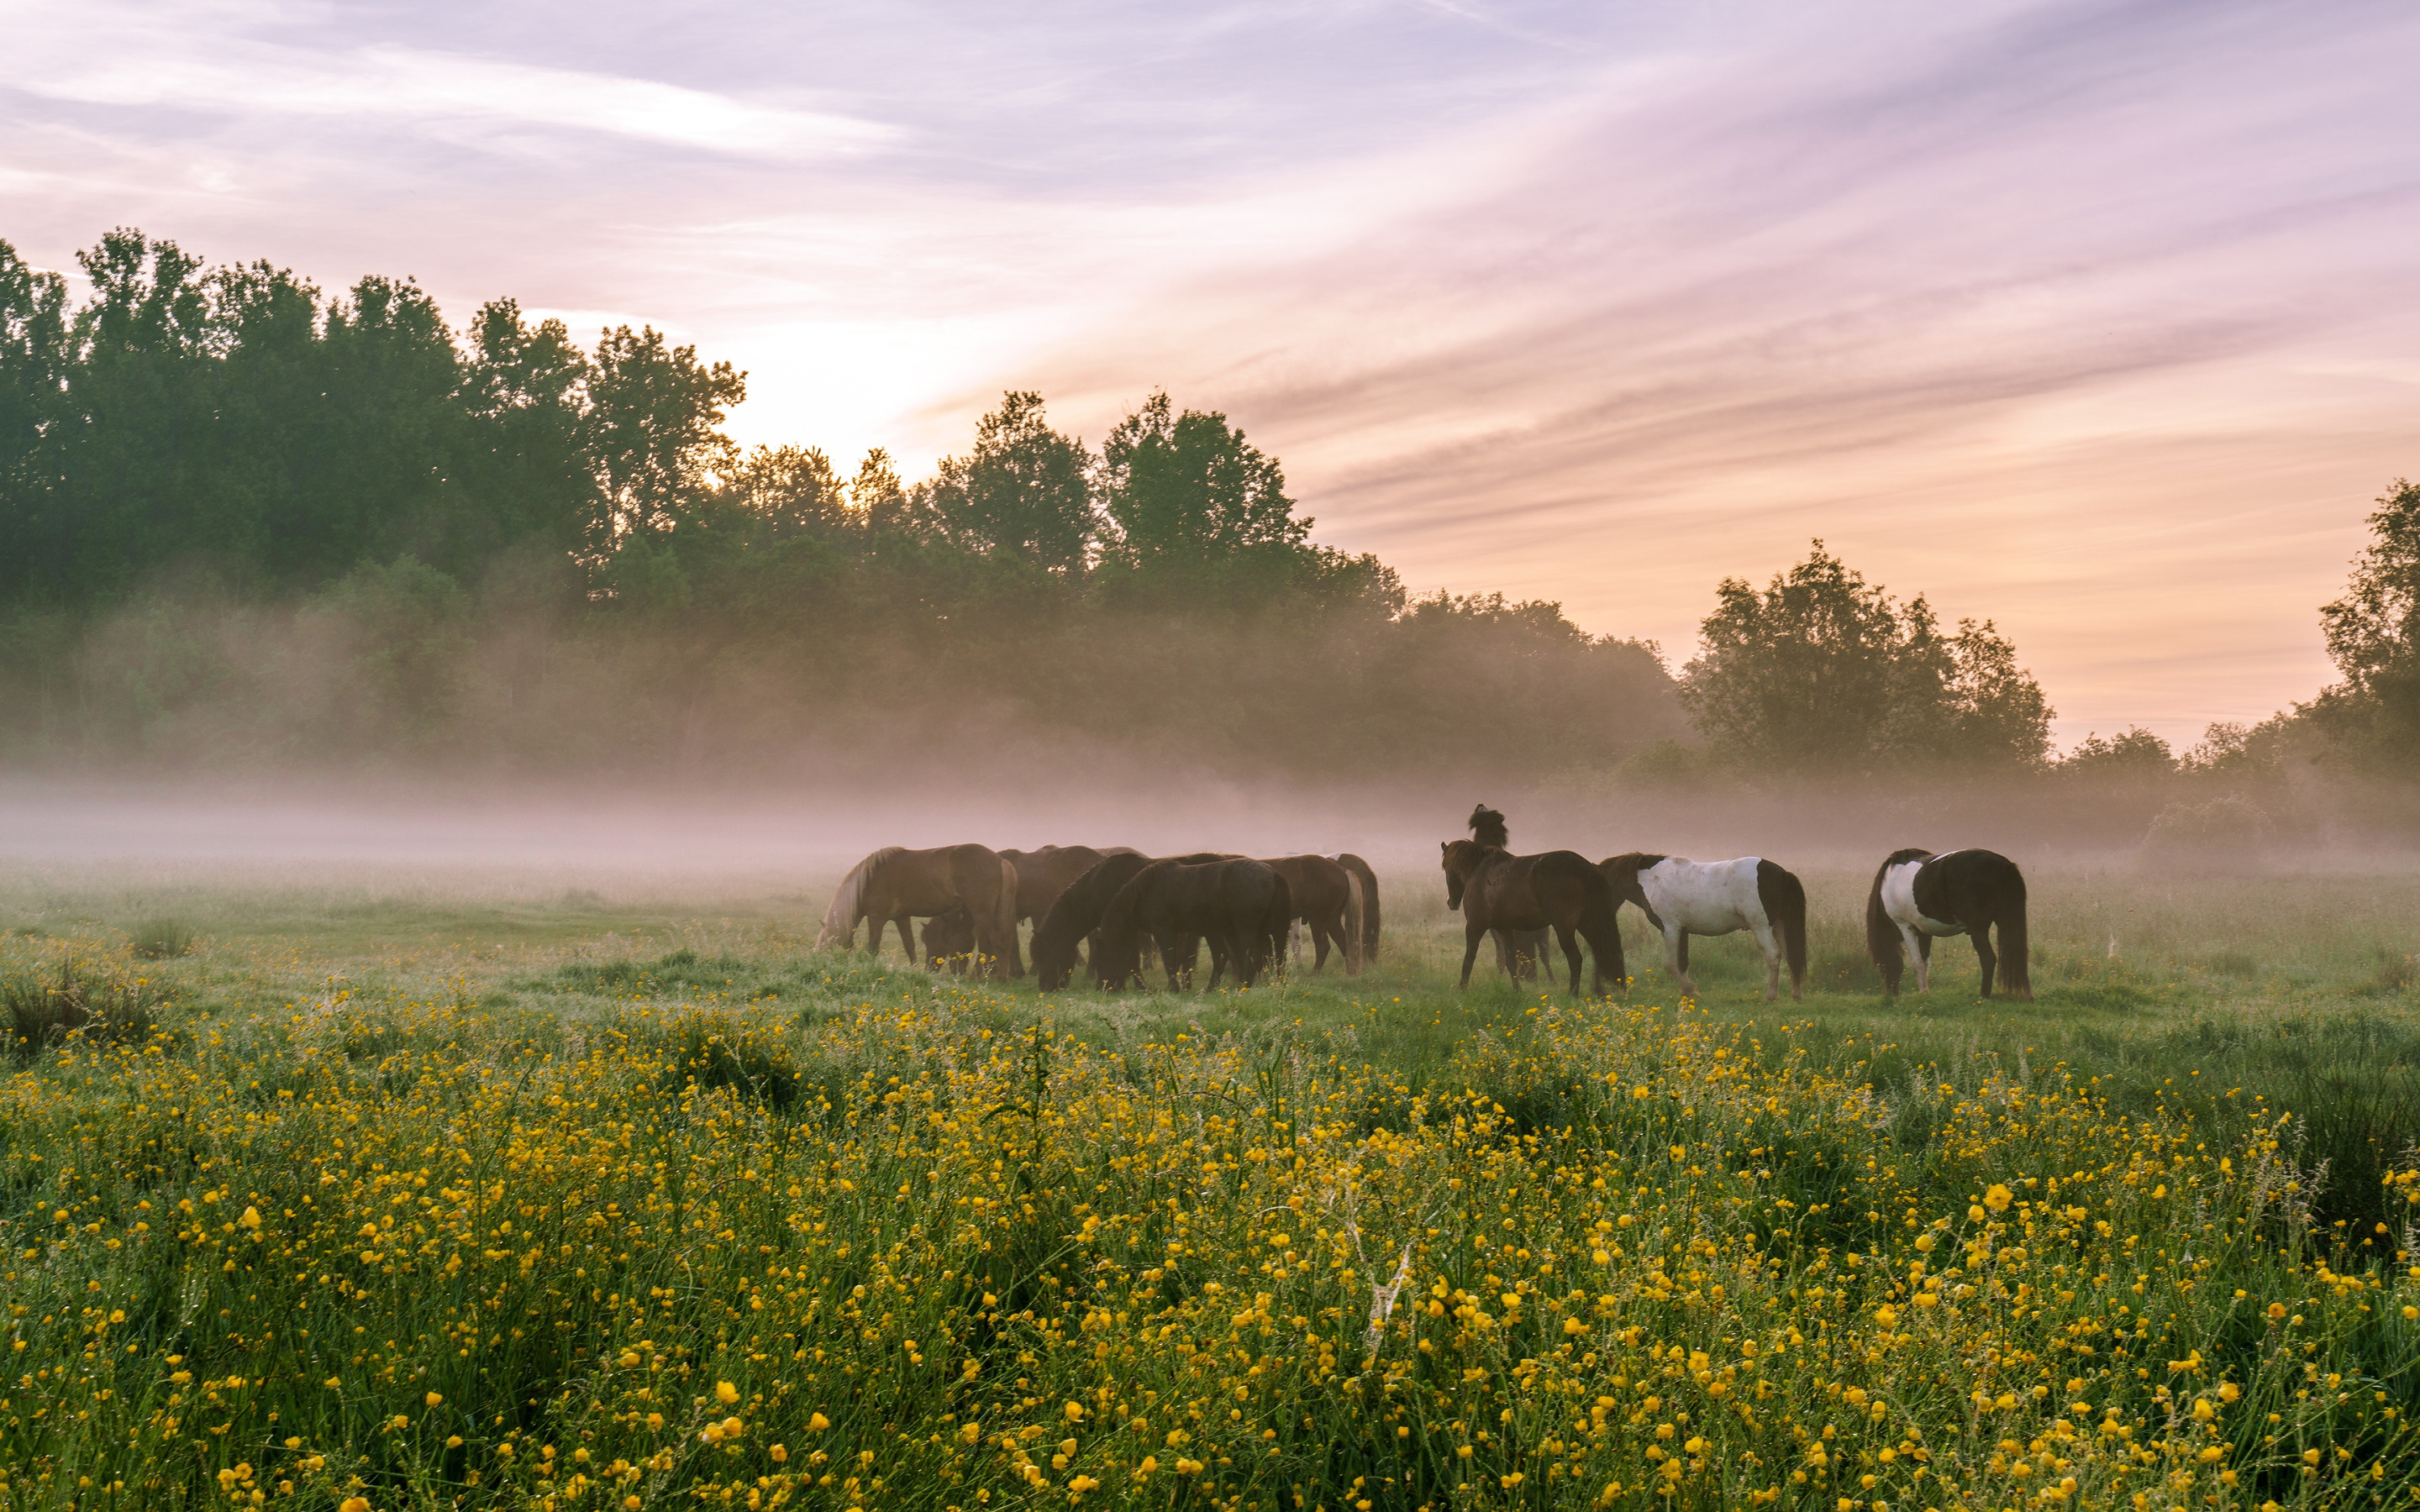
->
xmin=1333 ymin=853 xmax=1381 ymax=963
xmin=817 ymin=845 xmax=1019 ymax=979
xmin=1031 ymin=852 xmax=1226 ymax=990
xmin=1263 ymin=855 xmax=1363 ymax=974
xmin=1440 ymin=838 xmax=1626 ymax=995
xmin=1468 ymin=804 xmax=1549 ymax=979
xmin=1094 ymin=859 xmax=1292 ymax=992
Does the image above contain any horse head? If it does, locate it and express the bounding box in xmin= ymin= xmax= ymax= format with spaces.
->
xmin=1441 ymin=838 xmax=1486 ymax=911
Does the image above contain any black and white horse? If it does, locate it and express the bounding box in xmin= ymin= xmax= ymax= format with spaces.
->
xmin=1864 ymin=848 xmax=2032 ymax=1000
xmin=1600 ymin=854 xmax=1808 ymax=1002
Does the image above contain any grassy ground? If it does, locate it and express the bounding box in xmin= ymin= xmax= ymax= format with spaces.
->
xmin=3 ymin=863 xmax=2418 ymax=1509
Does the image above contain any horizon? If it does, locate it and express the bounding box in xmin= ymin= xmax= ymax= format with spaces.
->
xmin=8 ymin=0 xmax=2417 ymax=753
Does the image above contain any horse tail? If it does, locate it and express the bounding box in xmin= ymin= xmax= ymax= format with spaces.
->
xmin=1334 ymin=853 xmax=1380 ymax=963
xmin=818 ymin=847 xmax=902 ymax=948
xmin=995 ymin=855 xmax=1023 ymax=979
xmin=1996 ymin=858 xmax=2032 ymax=1000
xmin=1757 ymin=860 xmax=1807 ymax=996
xmin=1340 ymin=867 xmax=1365 ymax=974
xmin=1865 ymin=853 xmax=1908 ymax=995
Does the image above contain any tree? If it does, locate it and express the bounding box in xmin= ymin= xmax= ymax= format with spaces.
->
xmin=459 ymin=298 xmax=597 ymax=559
xmin=1678 ymin=541 xmax=2051 ymax=775
xmin=725 ymin=444 xmax=848 ymax=540
xmin=923 ymin=391 xmax=1094 ymax=573
xmin=850 ymin=448 xmax=908 ymax=534
xmin=0 ymin=239 xmax=69 ymax=602
xmin=1098 ymin=391 xmax=1307 ymax=578
xmin=586 ymin=325 xmax=746 ymax=543
xmin=2310 ymin=479 xmax=2420 ymax=767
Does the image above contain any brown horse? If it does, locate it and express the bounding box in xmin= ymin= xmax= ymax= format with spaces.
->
xmin=1467 ymin=804 xmax=1549 ymax=979
xmin=1030 ymin=852 xmax=1228 ymax=990
xmin=1439 ymin=838 xmax=1626 ymax=995
xmin=1263 ymin=855 xmax=1363 ymax=974
xmin=921 ymin=845 xmax=1127 ymax=974
xmin=817 ymin=845 xmax=1019 ymax=979
xmin=1333 ymin=853 xmax=1381 ymax=963
xmin=1094 ymin=858 xmax=1292 ymax=992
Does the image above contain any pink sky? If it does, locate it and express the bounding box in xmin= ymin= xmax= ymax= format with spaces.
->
xmin=5 ymin=0 xmax=2416 ymax=751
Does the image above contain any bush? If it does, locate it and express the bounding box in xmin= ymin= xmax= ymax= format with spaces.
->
xmin=2140 ymin=794 xmax=2271 ymax=872
xmin=129 ymin=917 xmax=195 ymax=959
xmin=3 ymin=958 xmax=165 ymax=1056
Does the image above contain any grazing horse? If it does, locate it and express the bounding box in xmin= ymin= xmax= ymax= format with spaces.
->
xmin=1031 ymin=852 xmax=1225 ymax=990
xmin=1468 ymin=803 xmax=1550 ymax=979
xmin=1440 ymin=839 xmax=1626 ymax=995
xmin=1599 ymin=854 xmax=1808 ymax=1002
xmin=1094 ymin=859 xmax=1292 ymax=991
xmin=1333 ymin=853 xmax=1381 ymax=963
xmin=1264 ymin=855 xmax=1363 ymax=974
xmin=924 ymin=844 xmax=1140 ymax=974
xmin=818 ymin=845 xmax=1020 ymax=979
xmin=1865 ymin=848 xmax=2033 ymax=1000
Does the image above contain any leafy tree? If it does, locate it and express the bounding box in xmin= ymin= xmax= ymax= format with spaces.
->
xmin=459 ymin=299 xmax=596 ymax=559
xmin=2310 ymin=479 xmax=2420 ymax=766
xmin=1678 ymin=541 xmax=2051 ymax=775
xmin=1098 ymin=391 xmax=1307 ymax=577
xmin=0 ymin=239 xmax=69 ymax=601
xmin=850 ymin=448 xmax=907 ymax=530
xmin=586 ymin=325 xmax=746 ymax=543
xmin=2058 ymin=727 xmax=2175 ymax=778
xmin=923 ymin=391 xmax=1095 ymax=572
xmin=725 ymin=444 xmax=848 ymax=540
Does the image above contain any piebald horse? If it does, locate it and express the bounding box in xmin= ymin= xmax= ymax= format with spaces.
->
xmin=817 ymin=844 xmax=1019 ymax=979
xmin=1440 ymin=839 xmax=1626 ymax=996
xmin=1599 ymin=854 xmax=1808 ymax=1002
xmin=1865 ymin=848 xmax=2033 ymax=1000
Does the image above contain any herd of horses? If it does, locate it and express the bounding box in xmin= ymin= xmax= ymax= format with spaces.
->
xmin=813 ymin=806 xmax=2033 ymax=1002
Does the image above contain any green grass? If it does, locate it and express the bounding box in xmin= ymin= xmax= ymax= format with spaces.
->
xmin=3 ymin=860 xmax=2418 ymax=1509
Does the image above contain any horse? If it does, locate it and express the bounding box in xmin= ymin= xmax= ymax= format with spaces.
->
xmin=1865 ymin=848 xmax=2033 ymax=1000
xmin=816 ymin=844 xmax=1020 ymax=979
xmin=1264 ymin=855 xmax=1362 ymax=974
xmin=1599 ymin=853 xmax=1808 ymax=1002
xmin=922 ymin=844 xmax=1142 ymax=974
xmin=1094 ymin=858 xmax=1292 ymax=992
xmin=1467 ymin=803 xmax=1550 ymax=979
xmin=1031 ymin=852 xmax=1226 ymax=990
xmin=1439 ymin=838 xmax=1626 ymax=995
xmin=1333 ymin=853 xmax=1381 ymax=963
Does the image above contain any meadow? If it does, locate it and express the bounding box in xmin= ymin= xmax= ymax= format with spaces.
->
xmin=3 ymin=859 xmax=2418 ymax=1511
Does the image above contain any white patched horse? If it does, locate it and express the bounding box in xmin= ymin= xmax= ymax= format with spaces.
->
xmin=1864 ymin=847 xmax=2032 ymax=1000
xmin=1598 ymin=853 xmax=1808 ymax=1002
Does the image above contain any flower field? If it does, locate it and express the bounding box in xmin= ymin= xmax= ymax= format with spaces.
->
xmin=3 ymin=900 xmax=2419 ymax=1510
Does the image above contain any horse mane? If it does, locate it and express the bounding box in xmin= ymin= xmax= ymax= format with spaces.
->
xmin=818 ymin=846 xmax=904 ymax=948
xmin=1468 ymin=804 xmax=1509 ymax=848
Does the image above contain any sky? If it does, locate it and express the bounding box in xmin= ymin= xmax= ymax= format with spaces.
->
xmin=4 ymin=0 xmax=2417 ymax=752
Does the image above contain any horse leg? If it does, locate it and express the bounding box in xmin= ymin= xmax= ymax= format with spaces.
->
xmin=1311 ymin=918 xmax=1334 ymax=974
xmin=1556 ymin=924 xmax=1583 ymax=996
xmin=1748 ymin=917 xmax=1781 ymax=1003
xmin=1460 ymin=919 xmax=1486 ymax=989
xmin=1913 ymin=932 xmax=1934 ymax=994
xmin=1667 ymin=926 xmax=1695 ymax=998
xmin=899 ymin=916 xmax=919 ymax=967
xmin=1972 ymin=923 xmax=1997 ymax=1000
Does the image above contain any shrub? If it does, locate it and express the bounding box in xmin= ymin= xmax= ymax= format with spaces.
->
xmin=3 ymin=958 xmax=165 ymax=1056
xmin=2140 ymin=794 xmax=2271 ymax=872
xmin=129 ymin=917 xmax=195 ymax=959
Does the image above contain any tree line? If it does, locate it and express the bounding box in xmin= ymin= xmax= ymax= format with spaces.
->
xmin=1 ymin=228 xmax=2410 ymax=803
